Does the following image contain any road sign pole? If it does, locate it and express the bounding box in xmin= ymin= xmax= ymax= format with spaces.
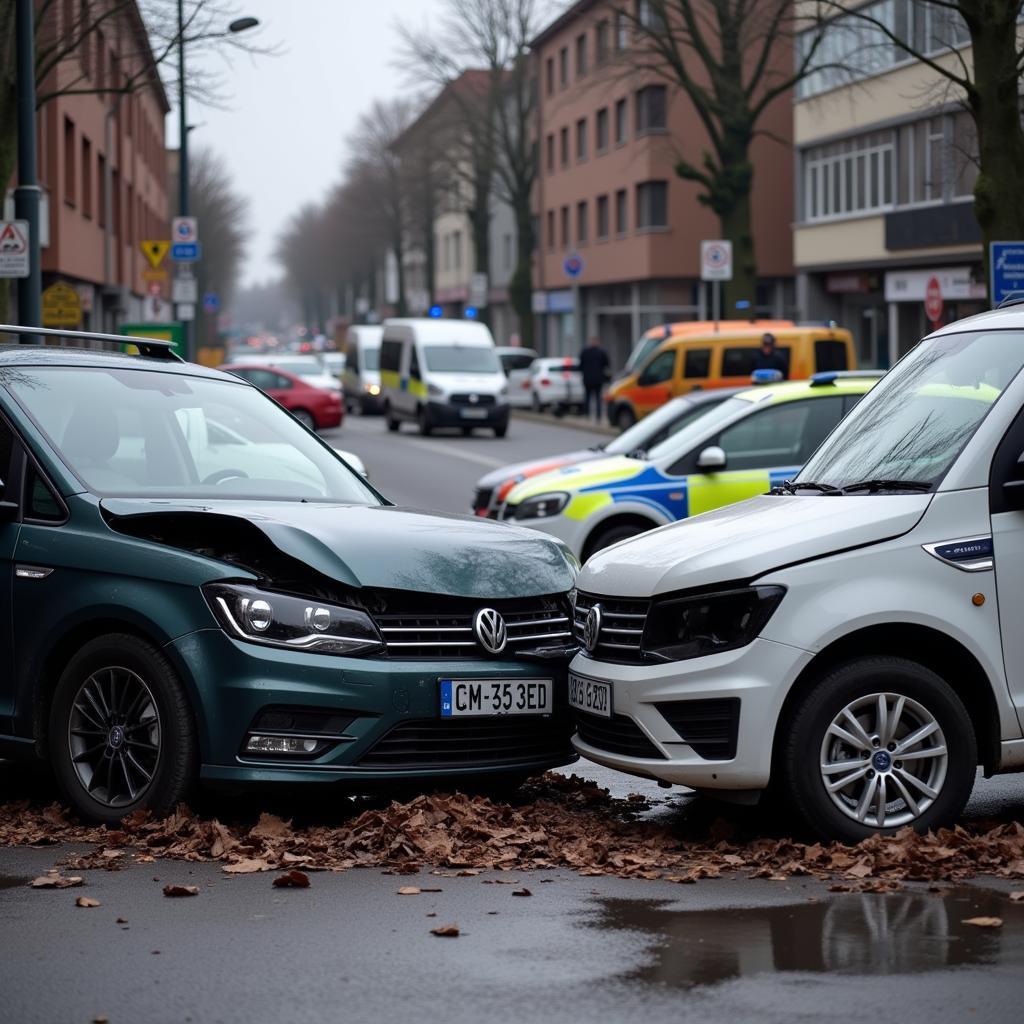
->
xmin=712 ymin=281 xmax=720 ymax=328
xmin=14 ymin=0 xmax=41 ymax=341
xmin=177 ymin=0 xmax=191 ymax=360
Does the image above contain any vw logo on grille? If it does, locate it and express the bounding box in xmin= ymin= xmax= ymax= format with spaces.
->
xmin=474 ymin=607 xmax=508 ymax=654
xmin=469 ymin=393 xmax=479 ymax=404
xmin=584 ymin=604 xmax=602 ymax=653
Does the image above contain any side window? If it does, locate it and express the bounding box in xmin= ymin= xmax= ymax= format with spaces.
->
xmin=815 ymin=339 xmax=849 ymax=371
xmin=684 ymin=348 xmax=710 ymax=379
xmin=0 ymin=416 xmax=13 ymax=501
xmin=240 ymin=369 xmax=277 ymax=392
xmin=722 ymin=347 xmax=792 ymax=377
xmin=380 ymin=339 xmax=402 ymax=374
xmin=716 ymin=397 xmax=844 ymax=471
xmin=409 ymin=346 xmax=421 ymax=380
xmin=24 ymin=464 xmax=63 ymax=522
xmin=270 ymin=373 xmax=293 ymax=390
xmin=638 ymin=350 xmax=676 ymax=386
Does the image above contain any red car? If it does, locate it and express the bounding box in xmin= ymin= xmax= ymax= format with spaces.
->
xmin=221 ymin=364 xmax=343 ymax=431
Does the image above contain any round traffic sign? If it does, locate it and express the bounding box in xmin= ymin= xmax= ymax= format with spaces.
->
xmin=925 ymin=276 xmax=943 ymax=323
xmin=563 ymin=253 xmax=584 ymax=279
xmin=705 ymin=243 xmax=729 ymax=268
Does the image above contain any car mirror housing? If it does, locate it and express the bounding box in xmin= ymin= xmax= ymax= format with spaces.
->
xmin=696 ymin=445 xmax=727 ymax=472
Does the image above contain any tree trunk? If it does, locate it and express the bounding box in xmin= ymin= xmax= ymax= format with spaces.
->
xmin=393 ymin=232 xmax=407 ymax=317
xmin=719 ymin=173 xmax=757 ymax=319
xmin=509 ymin=196 xmax=534 ymax=348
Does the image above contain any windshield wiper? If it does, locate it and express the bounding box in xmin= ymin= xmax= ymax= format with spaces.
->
xmin=587 ymin=443 xmax=606 ymax=452
xmin=837 ymin=479 xmax=933 ymax=494
xmin=772 ymin=480 xmax=840 ymax=495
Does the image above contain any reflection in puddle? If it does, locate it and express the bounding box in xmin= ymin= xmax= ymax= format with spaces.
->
xmin=0 ymin=874 xmax=29 ymax=891
xmin=588 ymin=888 xmax=1024 ymax=988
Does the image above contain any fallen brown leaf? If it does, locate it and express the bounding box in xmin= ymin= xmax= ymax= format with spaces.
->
xmin=30 ymin=872 xmax=83 ymax=889
xmin=511 ymin=888 xmax=532 ymax=897
xmin=222 ymin=858 xmax=271 ymax=874
xmin=963 ymin=916 xmax=1002 ymax=928
xmin=272 ymin=870 xmax=310 ymax=889
xmin=162 ymin=884 xmax=199 ymax=898
xmin=1010 ymin=892 xmax=1024 ymax=902
xmin=430 ymin=923 xmax=460 ymax=937
xmin=75 ymin=896 xmax=101 ymax=908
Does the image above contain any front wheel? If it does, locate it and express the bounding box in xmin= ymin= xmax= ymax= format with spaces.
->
xmin=418 ymin=407 xmax=433 ymax=436
xmin=385 ymin=404 xmax=400 ymax=432
xmin=493 ymin=423 xmax=508 ymax=438
xmin=49 ymin=634 xmax=197 ymax=825
xmin=781 ymin=656 xmax=977 ymax=842
xmin=613 ymin=405 xmax=636 ymax=431
xmin=583 ymin=520 xmax=648 ymax=560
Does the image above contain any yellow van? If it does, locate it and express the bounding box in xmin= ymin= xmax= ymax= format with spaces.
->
xmin=606 ymin=323 xmax=856 ymax=428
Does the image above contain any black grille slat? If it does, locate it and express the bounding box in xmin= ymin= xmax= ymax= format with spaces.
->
xmin=450 ymin=393 xmax=497 ymax=406
xmin=573 ymin=592 xmax=650 ymax=665
xmin=655 ymin=698 xmax=741 ymax=760
xmin=574 ymin=712 xmax=665 ymax=760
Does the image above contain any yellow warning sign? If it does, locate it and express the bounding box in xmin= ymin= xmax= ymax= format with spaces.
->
xmin=140 ymin=239 xmax=170 ymax=269
xmin=41 ymin=281 xmax=82 ymax=329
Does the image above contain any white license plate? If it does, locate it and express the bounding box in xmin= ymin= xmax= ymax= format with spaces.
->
xmin=459 ymin=408 xmax=488 ymax=419
xmin=440 ymin=678 xmax=552 ymax=717
xmin=568 ymin=672 xmax=612 ymax=719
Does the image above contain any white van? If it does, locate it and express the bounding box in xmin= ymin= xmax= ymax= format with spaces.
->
xmin=567 ymin=305 xmax=1024 ymax=841
xmin=380 ymin=318 xmax=509 ymax=436
xmin=342 ymin=325 xmax=383 ymax=414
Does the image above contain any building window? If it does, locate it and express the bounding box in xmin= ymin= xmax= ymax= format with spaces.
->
xmin=63 ymin=116 xmax=76 ymax=205
xmin=546 ymin=210 xmax=555 ymax=249
xmin=559 ymin=46 xmax=568 ymax=87
xmin=636 ymin=180 xmax=668 ymax=229
xmin=80 ymin=0 xmax=91 ymax=77
xmin=597 ymin=195 xmax=610 ymax=239
xmin=595 ymin=20 xmax=609 ymax=63
xmin=596 ymin=107 xmax=609 ymax=152
xmin=81 ymin=136 xmax=92 ymax=218
xmin=546 ymin=133 xmax=555 ymax=173
xmin=503 ymin=233 xmax=513 ymax=270
xmin=559 ymin=126 xmax=569 ymax=167
xmin=576 ymin=118 xmax=588 ymax=161
xmin=111 ymin=168 xmax=120 ymax=237
xmin=454 ymin=230 xmax=463 ymax=271
xmin=98 ymin=153 xmax=106 ymax=227
xmin=615 ymin=188 xmax=627 ymax=234
xmin=96 ymin=29 xmax=105 ymax=89
xmin=576 ymin=33 xmax=588 ymax=77
xmin=803 ymin=129 xmax=895 ymax=220
xmin=577 ymin=200 xmax=588 ymax=244
xmin=615 ymin=10 xmax=628 ymax=50
xmin=560 ymin=205 xmax=570 ymax=248
xmin=635 ymin=85 xmax=667 ymax=135
xmin=614 ymin=98 xmax=627 ymax=144
xmin=545 ymin=56 xmax=554 ymax=95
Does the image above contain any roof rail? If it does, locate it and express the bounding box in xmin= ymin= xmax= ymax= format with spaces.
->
xmin=995 ymin=291 xmax=1024 ymax=310
xmin=809 ymin=370 xmax=886 ymax=386
xmin=0 ymin=323 xmax=183 ymax=361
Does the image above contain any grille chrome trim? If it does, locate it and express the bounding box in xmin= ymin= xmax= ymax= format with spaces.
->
xmin=573 ymin=592 xmax=650 ymax=665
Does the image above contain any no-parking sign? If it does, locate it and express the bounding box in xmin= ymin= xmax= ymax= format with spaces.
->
xmin=701 ymin=240 xmax=733 ymax=281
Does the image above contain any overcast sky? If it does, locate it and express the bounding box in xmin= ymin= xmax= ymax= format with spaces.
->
xmin=175 ymin=0 xmax=449 ymax=287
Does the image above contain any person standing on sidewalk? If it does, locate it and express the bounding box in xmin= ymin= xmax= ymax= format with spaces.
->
xmin=579 ymin=336 xmax=611 ymax=422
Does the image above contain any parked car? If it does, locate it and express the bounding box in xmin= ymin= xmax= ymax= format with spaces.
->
xmin=320 ymin=351 xmax=347 ymax=380
xmin=606 ymin=323 xmax=856 ymax=429
xmin=472 ymin=389 xmax=741 ymax=517
xmin=0 ymin=327 xmax=579 ymax=824
xmin=502 ymin=373 xmax=878 ymax=559
xmin=221 ymin=364 xmax=343 ymax=431
xmin=496 ymin=347 xmax=540 ymax=408
xmin=380 ymin=318 xmax=509 ymax=436
xmin=342 ymin=325 xmax=384 ymax=414
xmin=528 ymin=357 xmax=585 ymax=414
xmin=229 ymin=353 xmax=344 ymax=398
xmin=568 ymin=306 xmax=1024 ymax=840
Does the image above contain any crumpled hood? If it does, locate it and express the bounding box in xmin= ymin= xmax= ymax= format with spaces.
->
xmin=579 ymin=493 xmax=931 ymax=597
xmin=101 ymin=499 xmax=577 ymax=599
xmin=476 ymin=449 xmax=601 ymax=491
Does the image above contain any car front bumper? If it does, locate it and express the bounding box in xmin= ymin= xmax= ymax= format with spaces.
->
xmin=568 ymin=637 xmax=812 ymax=790
xmin=168 ymin=629 xmax=575 ymax=785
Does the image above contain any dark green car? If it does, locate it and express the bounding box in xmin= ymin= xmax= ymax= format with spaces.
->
xmin=0 ymin=331 xmax=579 ymax=823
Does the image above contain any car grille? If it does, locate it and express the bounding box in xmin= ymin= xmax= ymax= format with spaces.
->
xmin=573 ymin=592 xmax=649 ymax=664
xmin=450 ymin=393 xmax=496 ymax=406
xmin=377 ymin=597 xmax=573 ymax=659
xmin=472 ymin=487 xmax=494 ymax=515
xmin=574 ymin=712 xmax=666 ymax=760
xmin=655 ymin=698 xmax=740 ymax=760
xmin=357 ymin=715 xmax=573 ymax=769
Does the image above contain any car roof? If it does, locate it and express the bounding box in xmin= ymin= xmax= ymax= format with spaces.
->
xmin=926 ymin=306 xmax=1024 ymax=336
xmin=383 ymin=318 xmax=495 ymax=345
xmin=733 ymin=375 xmax=879 ymax=405
xmin=0 ymin=344 xmax=232 ymax=381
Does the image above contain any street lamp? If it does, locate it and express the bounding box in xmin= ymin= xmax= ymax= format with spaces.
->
xmin=177 ymin=3 xmax=259 ymax=357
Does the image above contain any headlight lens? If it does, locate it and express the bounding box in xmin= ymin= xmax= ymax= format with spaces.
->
xmin=513 ymin=492 xmax=570 ymax=520
xmin=428 ymin=383 xmax=445 ymax=397
xmin=643 ymin=586 xmax=785 ymax=662
xmin=365 ymin=383 xmax=381 ymax=395
xmin=204 ymin=583 xmax=383 ymax=656
xmin=499 ymin=384 xmax=508 ymax=397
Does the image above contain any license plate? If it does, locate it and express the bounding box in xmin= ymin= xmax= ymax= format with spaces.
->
xmin=440 ymin=678 xmax=552 ymax=717
xmin=459 ymin=408 xmax=488 ymax=419
xmin=568 ymin=672 xmax=612 ymax=718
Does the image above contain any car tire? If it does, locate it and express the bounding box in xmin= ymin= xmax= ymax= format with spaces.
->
xmin=584 ymin=520 xmax=648 ymax=559
xmin=614 ymin=405 xmax=636 ymax=431
xmin=292 ymin=408 xmax=316 ymax=431
xmin=418 ymin=406 xmax=433 ymax=436
xmin=386 ymin=405 xmax=400 ymax=432
xmin=49 ymin=633 xmax=197 ymax=826
xmin=781 ymin=656 xmax=977 ymax=842
xmin=494 ymin=423 xmax=508 ymax=439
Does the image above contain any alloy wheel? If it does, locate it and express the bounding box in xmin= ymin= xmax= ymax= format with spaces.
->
xmin=818 ymin=691 xmax=948 ymax=829
xmin=67 ymin=666 xmax=162 ymax=808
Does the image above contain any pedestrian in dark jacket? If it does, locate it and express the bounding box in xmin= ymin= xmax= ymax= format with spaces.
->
xmin=752 ymin=332 xmax=788 ymax=378
xmin=579 ymin=336 xmax=610 ymax=421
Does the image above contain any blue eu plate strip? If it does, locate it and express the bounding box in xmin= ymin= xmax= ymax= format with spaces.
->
xmin=440 ymin=679 xmax=453 ymax=718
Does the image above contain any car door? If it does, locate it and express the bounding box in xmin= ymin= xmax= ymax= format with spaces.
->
xmin=632 ymin=349 xmax=679 ymax=417
xmin=0 ymin=413 xmax=18 ymax=725
xmin=678 ymin=396 xmax=845 ymax=517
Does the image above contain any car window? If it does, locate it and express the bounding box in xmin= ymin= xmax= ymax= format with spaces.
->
xmin=380 ymin=339 xmax=402 ymax=374
xmin=0 ymin=415 xmax=14 ymax=502
xmin=815 ymin=339 xmax=849 ymax=371
xmin=501 ymin=353 xmax=535 ymax=373
xmin=270 ymin=373 xmax=293 ymax=390
xmin=362 ymin=348 xmax=380 ymax=371
xmin=684 ymin=349 xmax=710 ymax=379
xmin=722 ymin=346 xmax=792 ymax=377
xmin=638 ymin=350 xmax=676 ymax=386
xmin=716 ymin=396 xmax=844 ymax=471
xmin=24 ymin=463 xmax=63 ymax=522
xmin=409 ymin=347 xmax=421 ymax=380
xmin=422 ymin=346 xmax=500 ymax=373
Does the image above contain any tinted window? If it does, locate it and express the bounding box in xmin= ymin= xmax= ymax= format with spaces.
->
xmin=362 ymin=348 xmax=380 ymax=371
xmin=25 ymin=464 xmax=63 ymax=522
xmin=500 ymin=352 xmax=536 ymax=373
xmin=722 ymin=346 xmax=792 ymax=377
xmin=638 ymin=350 xmax=676 ymax=385
xmin=270 ymin=373 xmax=293 ymax=390
xmin=422 ymin=346 xmax=500 ymax=373
xmin=0 ymin=415 xmax=14 ymax=502
xmin=717 ymin=397 xmax=844 ymax=471
xmin=684 ymin=349 xmax=711 ymax=378
xmin=815 ymin=339 xmax=849 ymax=371
xmin=409 ymin=347 xmax=421 ymax=380
xmin=233 ymin=368 xmax=279 ymax=392
xmin=380 ymin=339 xmax=402 ymax=374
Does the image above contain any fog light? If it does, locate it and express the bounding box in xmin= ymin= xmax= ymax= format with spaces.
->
xmin=245 ymin=735 xmax=320 ymax=755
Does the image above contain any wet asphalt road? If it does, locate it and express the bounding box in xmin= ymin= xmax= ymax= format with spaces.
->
xmin=3 ymin=412 xmax=1024 ymax=1022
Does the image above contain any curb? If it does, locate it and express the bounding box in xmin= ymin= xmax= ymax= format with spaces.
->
xmin=511 ymin=408 xmax=618 ymax=437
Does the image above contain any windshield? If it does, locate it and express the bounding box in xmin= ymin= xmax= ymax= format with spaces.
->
xmin=797 ymin=329 xmax=1024 ymax=489
xmin=423 ymin=345 xmax=501 ymax=374
xmin=6 ymin=367 xmax=381 ymax=503
xmin=645 ymin=396 xmax=755 ymax=462
xmin=271 ymin=360 xmax=324 ymax=378
xmin=624 ymin=335 xmax=663 ymax=375
xmin=606 ymin=396 xmax=713 ymax=455
xmin=361 ymin=348 xmax=380 ymax=371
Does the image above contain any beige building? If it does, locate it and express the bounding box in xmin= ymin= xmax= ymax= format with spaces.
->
xmin=793 ymin=3 xmax=985 ymax=368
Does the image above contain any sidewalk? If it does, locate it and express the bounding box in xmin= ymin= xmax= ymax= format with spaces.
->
xmin=511 ymin=407 xmax=618 ymax=437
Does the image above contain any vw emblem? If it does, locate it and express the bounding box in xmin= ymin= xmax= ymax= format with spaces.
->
xmin=469 ymin=393 xmax=479 ymax=404
xmin=584 ymin=604 xmax=602 ymax=653
xmin=473 ymin=607 xmax=508 ymax=654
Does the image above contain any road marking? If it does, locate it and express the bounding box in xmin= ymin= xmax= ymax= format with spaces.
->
xmin=402 ymin=438 xmax=507 ymax=469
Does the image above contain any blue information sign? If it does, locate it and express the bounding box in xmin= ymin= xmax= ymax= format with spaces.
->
xmin=171 ymin=241 xmax=202 ymax=262
xmin=990 ymin=242 xmax=1024 ymax=304
xmin=202 ymin=292 xmax=220 ymax=314
xmin=563 ymin=252 xmax=584 ymax=279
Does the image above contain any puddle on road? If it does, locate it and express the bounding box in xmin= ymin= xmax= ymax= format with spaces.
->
xmin=0 ymin=873 xmax=29 ymax=891
xmin=586 ymin=888 xmax=1024 ymax=988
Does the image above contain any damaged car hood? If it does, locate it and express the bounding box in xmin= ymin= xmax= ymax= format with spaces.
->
xmin=101 ymin=499 xmax=577 ymax=599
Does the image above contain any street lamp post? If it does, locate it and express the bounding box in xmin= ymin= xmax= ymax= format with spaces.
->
xmin=14 ymin=0 xmax=42 ymax=341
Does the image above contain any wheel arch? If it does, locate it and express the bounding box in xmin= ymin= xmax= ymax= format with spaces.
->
xmin=771 ymin=623 xmax=1001 ymax=779
xmin=581 ymin=509 xmax=663 ymax=561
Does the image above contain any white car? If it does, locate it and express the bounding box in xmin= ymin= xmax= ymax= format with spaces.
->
xmin=496 ymin=347 xmax=540 ymax=408
xmin=567 ymin=305 xmax=1024 ymax=841
xmin=528 ymin=357 xmax=584 ymax=414
xmin=235 ymin=354 xmax=343 ymax=397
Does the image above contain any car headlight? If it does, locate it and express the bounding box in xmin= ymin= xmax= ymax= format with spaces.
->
xmin=365 ymin=383 xmax=381 ymax=395
xmin=643 ymin=586 xmax=785 ymax=662
xmin=513 ymin=492 xmax=570 ymax=520
xmin=499 ymin=384 xmax=508 ymax=397
xmin=204 ymin=583 xmax=383 ymax=656
xmin=428 ymin=383 xmax=445 ymax=398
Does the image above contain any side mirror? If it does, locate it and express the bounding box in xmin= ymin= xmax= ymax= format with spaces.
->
xmin=696 ymin=445 xmax=727 ymax=472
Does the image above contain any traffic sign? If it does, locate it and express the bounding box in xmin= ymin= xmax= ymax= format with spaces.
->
xmin=0 ymin=220 xmax=29 ymax=278
xmin=469 ymin=273 xmax=489 ymax=308
xmin=147 ymin=280 xmax=164 ymax=298
xmin=171 ymin=241 xmax=201 ymax=262
xmin=142 ymin=268 xmax=168 ymax=284
xmin=176 ymin=302 xmax=196 ymax=322
xmin=202 ymin=292 xmax=220 ymax=314
xmin=41 ymin=281 xmax=82 ymax=328
xmin=172 ymin=217 xmax=199 ymax=244
xmin=140 ymin=239 xmax=170 ymax=269
xmin=172 ymin=275 xmax=198 ymax=304
xmin=925 ymin=275 xmax=944 ymax=323
xmin=701 ymin=240 xmax=733 ymax=281
xmin=990 ymin=241 xmax=1024 ymax=304
xmin=563 ymin=253 xmax=584 ymax=279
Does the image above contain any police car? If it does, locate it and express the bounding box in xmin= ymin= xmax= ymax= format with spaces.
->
xmin=501 ymin=373 xmax=880 ymax=559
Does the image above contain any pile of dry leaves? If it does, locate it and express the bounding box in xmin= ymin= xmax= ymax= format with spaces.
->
xmin=1 ymin=773 xmax=1022 ymax=888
